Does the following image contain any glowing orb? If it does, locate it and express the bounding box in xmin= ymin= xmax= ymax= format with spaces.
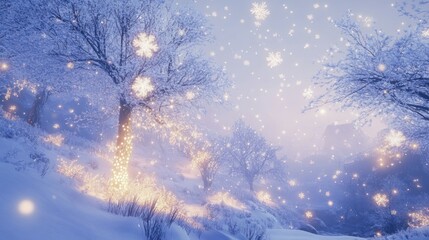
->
xmin=0 ymin=62 xmax=9 ymax=71
xmin=18 ymin=199 xmax=35 ymax=215
xmin=377 ymin=63 xmax=386 ymax=72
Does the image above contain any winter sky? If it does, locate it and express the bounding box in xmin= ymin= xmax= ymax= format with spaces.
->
xmin=178 ymin=0 xmax=415 ymax=158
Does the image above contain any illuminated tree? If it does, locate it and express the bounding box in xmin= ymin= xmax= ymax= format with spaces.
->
xmin=225 ymin=120 xmax=283 ymax=192
xmin=34 ymin=0 xmax=227 ymax=191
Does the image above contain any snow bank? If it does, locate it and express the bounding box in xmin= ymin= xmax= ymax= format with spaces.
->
xmin=0 ymin=163 xmax=142 ymax=240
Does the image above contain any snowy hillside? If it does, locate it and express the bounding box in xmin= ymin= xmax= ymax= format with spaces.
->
xmin=0 ymin=129 xmax=364 ymax=240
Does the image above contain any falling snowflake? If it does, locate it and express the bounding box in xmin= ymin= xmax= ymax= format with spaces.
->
xmin=132 ymin=33 xmax=159 ymax=58
xmin=288 ymin=179 xmax=297 ymax=187
xmin=373 ymin=193 xmax=389 ymax=207
xmin=250 ymin=2 xmax=270 ymax=21
xmin=302 ymin=88 xmax=314 ymax=99
xmin=266 ymin=52 xmax=283 ymax=68
xmin=132 ymin=76 xmax=154 ymax=98
xmin=305 ymin=211 xmax=313 ymax=218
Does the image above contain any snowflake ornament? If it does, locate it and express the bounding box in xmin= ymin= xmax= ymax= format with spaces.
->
xmin=266 ymin=52 xmax=283 ymax=68
xmin=250 ymin=2 xmax=270 ymax=21
xmin=132 ymin=76 xmax=154 ymax=98
xmin=133 ymin=33 xmax=159 ymax=58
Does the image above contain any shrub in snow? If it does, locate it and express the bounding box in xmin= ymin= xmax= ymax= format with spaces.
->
xmin=0 ymin=112 xmax=39 ymax=143
xmin=106 ymin=197 xmax=181 ymax=240
xmin=28 ymin=153 xmax=49 ymax=176
xmin=0 ymin=142 xmax=50 ymax=177
xmin=239 ymin=222 xmax=266 ymax=240
xmin=203 ymin=203 xmax=275 ymax=239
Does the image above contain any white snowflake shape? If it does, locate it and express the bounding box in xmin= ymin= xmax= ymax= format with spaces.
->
xmin=250 ymin=2 xmax=270 ymax=21
xmin=132 ymin=76 xmax=154 ymax=98
xmin=302 ymin=88 xmax=314 ymax=99
xmin=266 ymin=52 xmax=283 ymax=68
xmin=133 ymin=33 xmax=159 ymax=58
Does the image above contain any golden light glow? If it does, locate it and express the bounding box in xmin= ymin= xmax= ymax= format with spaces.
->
xmin=305 ymin=210 xmax=313 ymax=218
xmin=66 ymin=62 xmax=74 ymax=69
xmin=9 ymin=105 xmax=17 ymax=111
xmin=256 ymin=191 xmax=273 ymax=205
xmin=411 ymin=143 xmax=419 ymax=150
xmin=18 ymin=199 xmax=35 ymax=215
xmin=0 ymin=62 xmax=9 ymax=71
xmin=110 ymin=123 xmax=133 ymax=193
xmin=409 ymin=209 xmax=429 ymax=228
xmin=4 ymin=88 xmax=12 ymax=100
xmin=43 ymin=134 xmax=64 ymax=147
xmin=207 ymin=192 xmax=246 ymax=210
xmin=58 ymin=158 xmax=179 ymax=213
xmin=373 ymin=193 xmax=389 ymax=207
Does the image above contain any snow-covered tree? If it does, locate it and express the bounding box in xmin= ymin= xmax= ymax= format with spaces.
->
xmin=311 ymin=15 xmax=429 ymax=148
xmin=225 ymin=120 xmax=283 ymax=192
xmin=32 ymin=0 xmax=227 ymax=191
xmin=0 ymin=0 xmax=80 ymax=127
xmin=192 ymin=136 xmax=227 ymax=191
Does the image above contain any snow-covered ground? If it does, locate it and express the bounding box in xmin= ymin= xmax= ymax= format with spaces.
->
xmin=0 ymin=126 xmax=369 ymax=240
xmin=0 ymin=121 xmax=426 ymax=240
xmin=0 ymin=159 xmax=368 ymax=240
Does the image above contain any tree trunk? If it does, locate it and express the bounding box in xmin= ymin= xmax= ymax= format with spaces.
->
xmin=27 ymin=88 xmax=50 ymax=126
xmin=111 ymin=97 xmax=133 ymax=192
xmin=248 ymin=178 xmax=254 ymax=192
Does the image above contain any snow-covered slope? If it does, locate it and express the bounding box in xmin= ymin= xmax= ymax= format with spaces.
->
xmin=0 ymin=163 xmax=142 ymax=240
xmin=0 ymin=130 xmax=369 ymax=240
